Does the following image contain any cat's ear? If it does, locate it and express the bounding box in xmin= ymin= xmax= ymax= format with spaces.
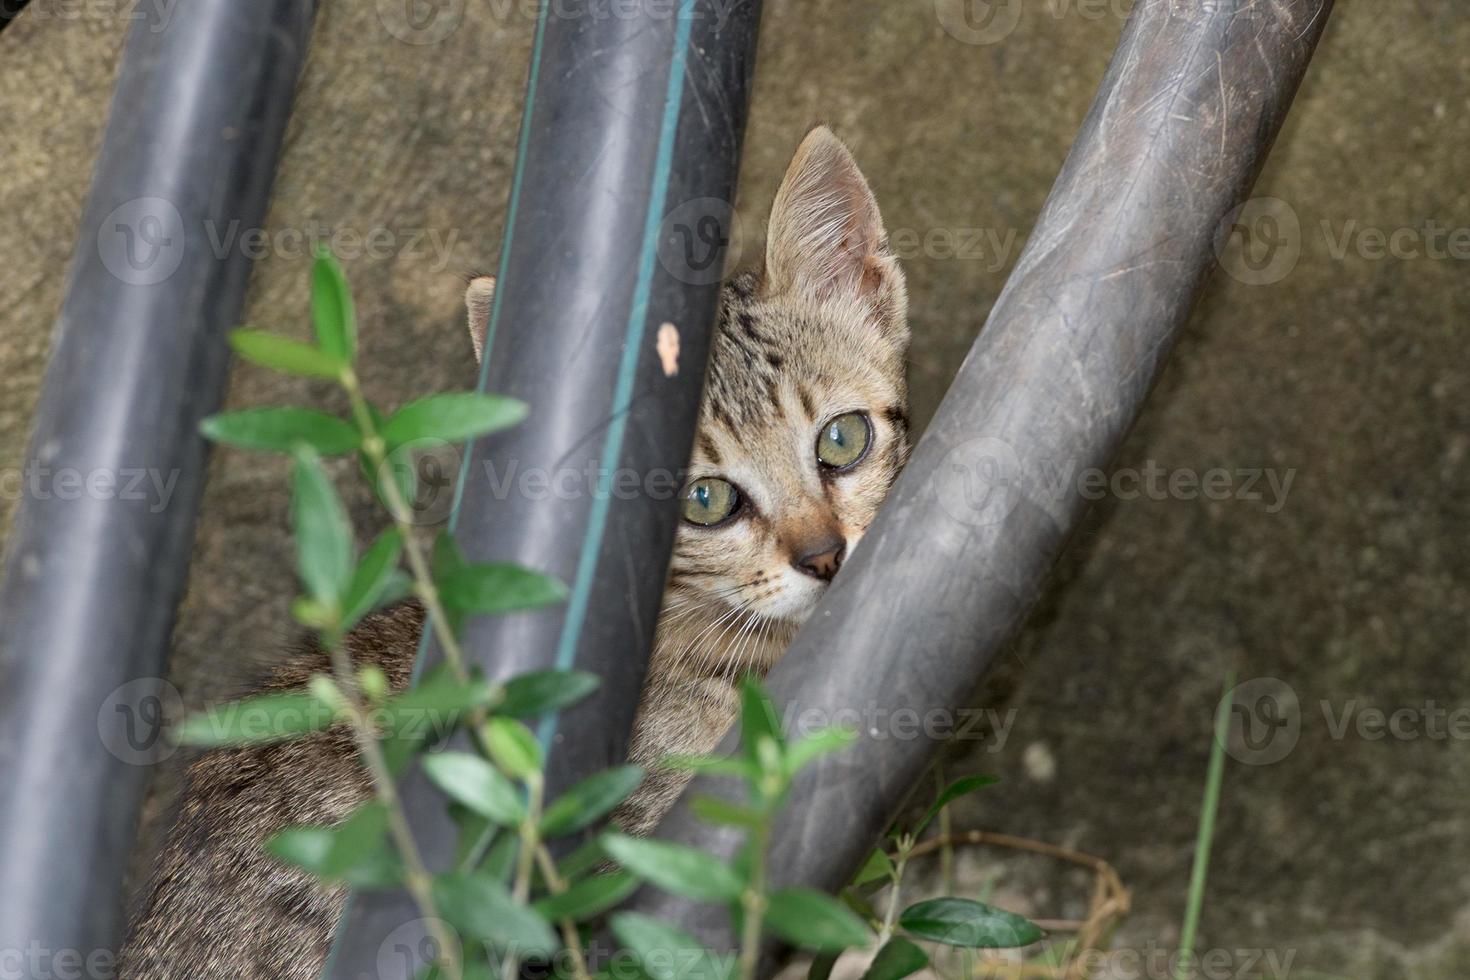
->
xmin=465 ymin=275 xmax=495 ymax=364
xmin=763 ymin=126 xmax=905 ymax=330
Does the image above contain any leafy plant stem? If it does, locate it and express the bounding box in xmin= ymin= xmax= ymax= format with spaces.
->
xmin=533 ymin=843 xmax=593 ymax=980
xmin=324 ymin=640 xmax=462 ymax=980
xmin=879 ymin=835 xmax=913 ymax=943
xmin=737 ymin=818 xmax=772 ymax=980
xmin=503 ymin=773 xmax=546 ymax=980
xmin=340 ymin=367 xmax=471 ymax=683
xmin=936 ymin=765 xmax=955 ymax=898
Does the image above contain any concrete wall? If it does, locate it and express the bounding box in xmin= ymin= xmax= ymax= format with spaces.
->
xmin=2 ymin=1 xmax=1467 ymax=975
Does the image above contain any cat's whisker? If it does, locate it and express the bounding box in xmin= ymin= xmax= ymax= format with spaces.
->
xmin=674 ymin=597 xmax=751 ymax=667
xmin=728 ymin=613 xmax=761 ymax=679
xmin=702 ymin=604 xmax=759 ymax=674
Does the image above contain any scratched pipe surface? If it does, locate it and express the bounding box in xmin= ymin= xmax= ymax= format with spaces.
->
xmin=0 ymin=0 xmax=316 ymax=962
xmin=628 ymin=0 xmax=1334 ymax=952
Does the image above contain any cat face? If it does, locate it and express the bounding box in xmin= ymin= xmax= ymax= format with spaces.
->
xmin=666 ymin=127 xmax=909 ymax=630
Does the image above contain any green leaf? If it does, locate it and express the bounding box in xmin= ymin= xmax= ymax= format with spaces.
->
xmin=841 ymin=888 xmax=882 ymax=923
xmin=358 ymin=666 xmax=390 ymax=703
xmin=601 ymin=833 xmax=742 ymax=903
xmin=898 ymin=898 xmax=1044 ymax=949
xmin=381 ymin=393 xmax=528 ymax=447
xmin=785 ymin=725 xmax=857 ymax=775
xmin=807 ymin=952 xmax=839 ymax=980
xmin=341 ymin=528 xmax=403 ymax=631
xmin=432 ymin=530 xmax=468 ymax=580
xmin=311 ymin=248 xmax=356 ymax=362
xmin=915 ymin=775 xmax=999 ymax=835
xmin=266 ymin=804 xmax=399 ymax=888
xmin=421 ymin=751 xmax=525 ymax=825
xmin=172 ymin=691 xmax=336 ymax=747
xmin=497 ymin=670 xmax=601 ymax=718
xmin=690 ymin=795 xmax=763 ymax=829
xmin=382 ymin=668 xmax=499 ymax=733
xmin=438 ymin=562 xmax=568 ymax=616
xmin=199 ymin=407 xmax=361 ymax=455
xmin=739 ymin=677 xmax=784 ymax=763
xmin=483 ymin=716 xmax=542 ymax=780
xmin=853 ymin=848 xmax=895 ymax=887
xmin=432 ymin=872 xmax=556 ymax=955
xmin=557 ymin=835 xmax=608 ymax=881
xmin=859 ymin=937 xmax=929 ymax=980
xmin=428 ymin=532 xmax=469 ymax=637
xmin=449 ymin=804 xmax=494 ymax=871
xmin=229 ymin=328 xmax=345 ymax=379
xmin=609 ymin=913 xmax=731 ymax=980
xmin=290 ymin=446 xmax=354 ymax=609
xmin=764 ymin=887 xmax=872 ymax=952
xmin=380 ymin=668 xmax=500 ymax=772
xmin=540 ymin=765 xmax=644 ymax=837
xmin=481 ymin=829 xmax=519 ymax=883
xmin=533 ymin=871 xmax=638 ymax=923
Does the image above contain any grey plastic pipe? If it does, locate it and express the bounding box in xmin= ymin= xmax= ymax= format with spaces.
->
xmin=629 ymin=0 xmax=1335 ymax=953
xmin=326 ymin=0 xmax=763 ymax=973
xmin=0 ymin=0 xmax=316 ymax=966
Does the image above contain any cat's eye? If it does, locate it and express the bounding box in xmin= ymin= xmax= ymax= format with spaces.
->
xmin=681 ymin=477 xmax=741 ymax=527
xmin=815 ymin=412 xmax=872 ymax=471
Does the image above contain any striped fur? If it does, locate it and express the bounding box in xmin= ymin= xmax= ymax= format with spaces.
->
xmin=121 ymin=126 xmax=908 ymax=975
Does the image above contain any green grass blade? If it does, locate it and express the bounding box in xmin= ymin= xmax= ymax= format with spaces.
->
xmin=1175 ymin=671 xmax=1236 ymax=980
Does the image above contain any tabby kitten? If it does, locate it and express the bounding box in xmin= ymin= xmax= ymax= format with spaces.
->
xmin=122 ymin=125 xmax=909 ymax=978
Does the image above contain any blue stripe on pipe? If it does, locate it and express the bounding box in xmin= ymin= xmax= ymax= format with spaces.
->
xmin=536 ymin=0 xmax=698 ymax=747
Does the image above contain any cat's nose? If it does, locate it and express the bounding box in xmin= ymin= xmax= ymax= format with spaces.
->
xmin=794 ymin=538 xmax=846 ymax=582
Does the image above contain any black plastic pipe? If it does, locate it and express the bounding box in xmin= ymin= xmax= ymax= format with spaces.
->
xmin=629 ymin=0 xmax=1334 ymax=951
xmin=0 ymin=0 xmax=316 ymax=965
xmin=0 ymin=0 xmax=28 ymax=33
xmin=327 ymin=0 xmax=762 ymax=972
